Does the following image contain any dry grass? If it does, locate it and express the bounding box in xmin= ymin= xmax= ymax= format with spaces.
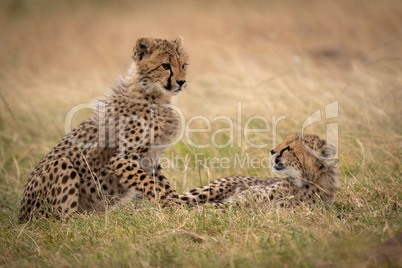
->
xmin=0 ymin=0 xmax=401 ymax=267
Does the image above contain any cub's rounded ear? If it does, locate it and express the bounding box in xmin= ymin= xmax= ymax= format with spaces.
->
xmin=321 ymin=143 xmax=338 ymax=167
xmin=134 ymin=37 xmax=156 ymax=61
xmin=323 ymin=144 xmax=337 ymax=157
xmin=175 ymin=36 xmax=184 ymax=47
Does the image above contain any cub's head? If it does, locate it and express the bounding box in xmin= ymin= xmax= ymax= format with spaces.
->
xmin=133 ymin=36 xmax=188 ymax=96
xmin=271 ymin=134 xmax=338 ymax=188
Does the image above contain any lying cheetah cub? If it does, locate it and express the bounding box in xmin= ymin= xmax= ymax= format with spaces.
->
xmin=179 ymin=134 xmax=340 ymax=208
xmin=20 ymin=36 xmax=190 ymax=221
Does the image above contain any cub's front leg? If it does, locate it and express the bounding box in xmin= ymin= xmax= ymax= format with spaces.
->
xmin=108 ymin=154 xmax=182 ymax=207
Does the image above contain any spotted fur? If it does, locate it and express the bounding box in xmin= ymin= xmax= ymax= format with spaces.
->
xmin=179 ymin=134 xmax=340 ymax=208
xmin=19 ymin=36 xmax=190 ymax=221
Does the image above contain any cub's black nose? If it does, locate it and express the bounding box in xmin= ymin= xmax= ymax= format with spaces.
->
xmin=177 ymin=80 xmax=186 ymax=87
xmin=271 ymin=149 xmax=275 ymax=155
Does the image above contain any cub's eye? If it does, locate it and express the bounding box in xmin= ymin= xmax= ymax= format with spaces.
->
xmin=182 ymin=63 xmax=188 ymax=70
xmin=162 ymin=63 xmax=171 ymax=70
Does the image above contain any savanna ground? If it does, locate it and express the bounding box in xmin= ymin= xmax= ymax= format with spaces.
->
xmin=0 ymin=0 xmax=401 ymax=267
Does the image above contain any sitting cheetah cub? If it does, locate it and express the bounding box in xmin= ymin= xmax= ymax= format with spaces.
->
xmin=20 ymin=36 xmax=190 ymax=221
xmin=179 ymin=134 xmax=340 ymax=208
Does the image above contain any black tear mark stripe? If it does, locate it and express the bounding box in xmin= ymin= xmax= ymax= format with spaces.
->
xmin=278 ymin=146 xmax=291 ymax=158
xmin=165 ymin=69 xmax=173 ymax=90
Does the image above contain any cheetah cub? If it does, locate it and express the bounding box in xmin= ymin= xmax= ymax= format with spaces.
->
xmin=20 ymin=36 xmax=190 ymax=221
xmin=179 ymin=134 xmax=340 ymax=208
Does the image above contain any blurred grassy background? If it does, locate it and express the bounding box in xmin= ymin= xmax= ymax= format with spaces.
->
xmin=0 ymin=0 xmax=401 ymax=267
